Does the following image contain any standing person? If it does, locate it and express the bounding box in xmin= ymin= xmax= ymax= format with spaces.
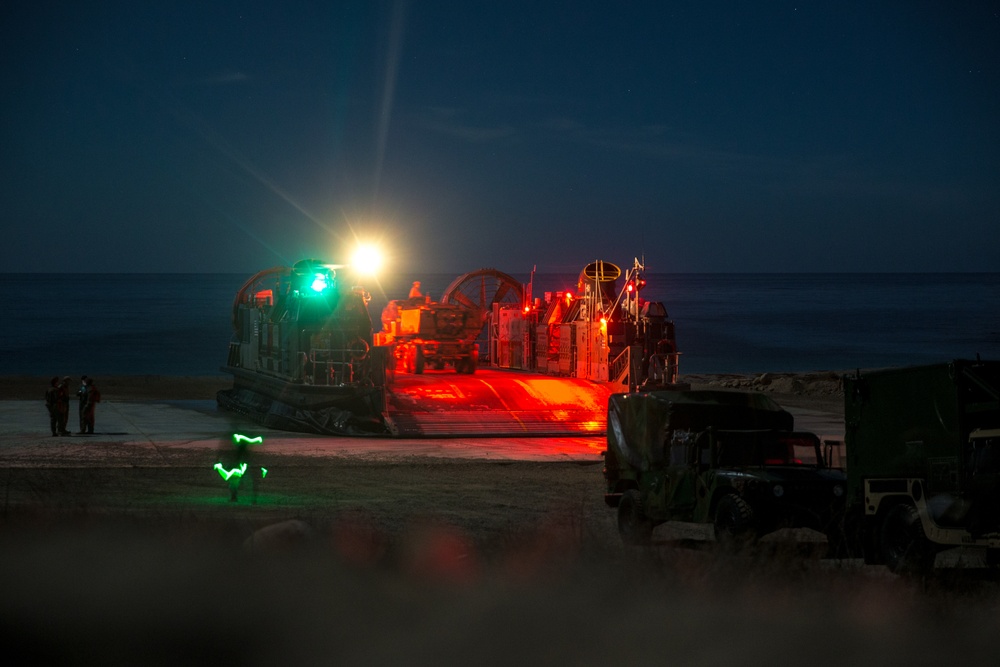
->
xmin=408 ymin=281 xmax=422 ymax=298
xmin=82 ymin=377 xmax=100 ymax=434
xmin=56 ymin=377 xmax=71 ymax=436
xmin=45 ymin=376 xmax=60 ymax=436
xmin=216 ymin=433 xmax=264 ymax=503
xmin=76 ymin=375 xmax=89 ymax=434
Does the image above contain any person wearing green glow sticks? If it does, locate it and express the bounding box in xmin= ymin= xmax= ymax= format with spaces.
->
xmin=214 ymin=462 xmax=247 ymax=481
xmin=216 ymin=433 xmax=266 ymax=503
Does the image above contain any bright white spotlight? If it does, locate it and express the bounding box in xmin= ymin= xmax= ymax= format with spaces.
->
xmin=351 ymin=244 xmax=384 ymax=276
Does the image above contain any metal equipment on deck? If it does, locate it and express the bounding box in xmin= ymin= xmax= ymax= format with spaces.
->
xmin=217 ymin=259 xmax=388 ymax=435
xmin=482 ymin=258 xmax=684 ymax=392
xmin=217 ymin=257 xmax=683 ymax=437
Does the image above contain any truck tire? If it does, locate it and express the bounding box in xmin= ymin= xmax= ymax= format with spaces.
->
xmin=879 ymin=503 xmax=935 ymax=575
xmin=714 ymin=494 xmax=755 ymax=551
xmin=456 ymin=354 xmax=476 ymax=374
xmin=414 ymin=346 xmax=425 ymax=374
xmin=617 ymin=489 xmax=652 ymax=545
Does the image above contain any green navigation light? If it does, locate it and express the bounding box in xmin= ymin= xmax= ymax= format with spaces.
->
xmin=310 ymin=273 xmax=330 ymax=292
xmin=214 ymin=462 xmax=248 ymax=481
xmin=232 ymin=434 xmax=264 ymax=445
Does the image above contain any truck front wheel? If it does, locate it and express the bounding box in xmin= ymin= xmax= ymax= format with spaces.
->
xmin=879 ymin=503 xmax=935 ymax=575
xmin=617 ymin=489 xmax=652 ymax=545
xmin=714 ymin=494 xmax=756 ymax=551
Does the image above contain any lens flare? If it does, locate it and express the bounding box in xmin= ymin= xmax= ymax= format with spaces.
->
xmin=351 ymin=244 xmax=384 ymax=276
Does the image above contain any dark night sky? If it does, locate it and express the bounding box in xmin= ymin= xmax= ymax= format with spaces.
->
xmin=2 ymin=1 xmax=998 ymax=274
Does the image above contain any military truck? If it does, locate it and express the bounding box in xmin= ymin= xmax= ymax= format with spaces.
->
xmin=378 ymin=298 xmax=482 ymax=374
xmin=843 ymin=359 xmax=1000 ymax=574
xmin=603 ymin=390 xmax=847 ymax=548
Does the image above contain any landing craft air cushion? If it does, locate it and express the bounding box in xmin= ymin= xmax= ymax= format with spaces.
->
xmin=217 ymin=257 xmax=684 ymax=436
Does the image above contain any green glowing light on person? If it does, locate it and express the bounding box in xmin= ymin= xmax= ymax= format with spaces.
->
xmin=214 ymin=462 xmax=248 ymax=481
xmin=261 ymin=467 xmax=268 ymax=478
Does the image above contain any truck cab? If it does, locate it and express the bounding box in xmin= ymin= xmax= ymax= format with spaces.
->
xmin=604 ymin=390 xmax=846 ymax=549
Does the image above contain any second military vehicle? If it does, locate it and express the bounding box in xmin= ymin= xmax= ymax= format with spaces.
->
xmin=603 ymin=390 xmax=847 ymax=549
xmin=379 ymin=297 xmax=483 ymax=374
xmin=843 ymin=359 xmax=1000 ymax=574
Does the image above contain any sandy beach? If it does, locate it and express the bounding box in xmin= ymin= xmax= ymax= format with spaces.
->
xmin=3 ymin=370 xmax=997 ymax=663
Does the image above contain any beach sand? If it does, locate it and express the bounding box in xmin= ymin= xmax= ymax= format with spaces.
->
xmin=3 ymin=371 xmax=996 ymax=663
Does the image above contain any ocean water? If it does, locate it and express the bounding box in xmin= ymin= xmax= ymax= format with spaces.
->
xmin=2 ymin=272 xmax=998 ymax=377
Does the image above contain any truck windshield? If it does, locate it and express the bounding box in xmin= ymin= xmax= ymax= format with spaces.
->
xmin=717 ymin=434 xmax=822 ymax=467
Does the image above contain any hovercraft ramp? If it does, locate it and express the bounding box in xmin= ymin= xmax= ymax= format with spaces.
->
xmin=384 ymin=369 xmax=612 ymax=437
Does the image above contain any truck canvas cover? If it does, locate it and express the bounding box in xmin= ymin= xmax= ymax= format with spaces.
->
xmin=607 ymin=390 xmax=794 ymax=470
xmin=845 ymin=360 xmax=1000 ymax=478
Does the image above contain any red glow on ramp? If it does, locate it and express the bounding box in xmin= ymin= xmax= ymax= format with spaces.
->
xmin=385 ymin=370 xmax=613 ymax=437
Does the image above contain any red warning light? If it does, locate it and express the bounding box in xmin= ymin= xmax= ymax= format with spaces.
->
xmin=626 ymin=278 xmax=647 ymax=294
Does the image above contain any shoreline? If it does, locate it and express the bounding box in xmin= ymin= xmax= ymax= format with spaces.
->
xmin=0 ymin=374 xmax=231 ymax=401
xmin=0 ymin=371 xmax=845 ymax=412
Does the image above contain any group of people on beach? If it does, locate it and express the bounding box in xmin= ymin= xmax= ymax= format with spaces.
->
xmin=44 ymin=375 xmax=100 ymax=436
